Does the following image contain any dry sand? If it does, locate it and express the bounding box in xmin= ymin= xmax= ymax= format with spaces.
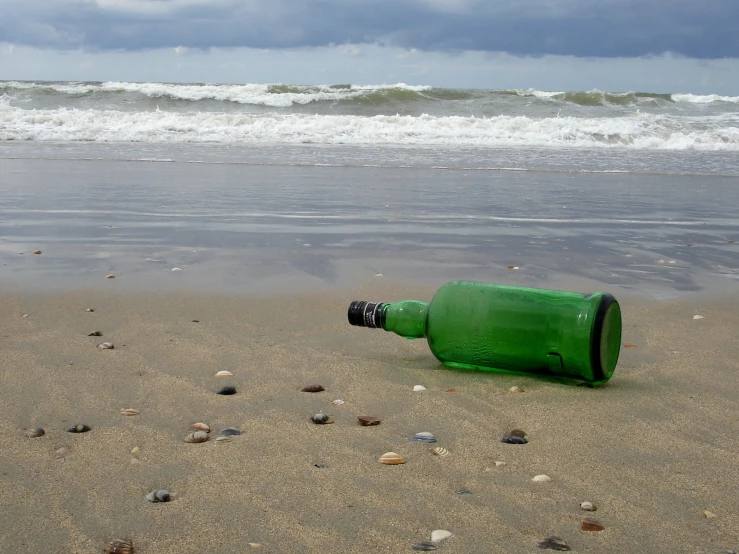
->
xmin=1 ymin=282 xmax=738 ymax=553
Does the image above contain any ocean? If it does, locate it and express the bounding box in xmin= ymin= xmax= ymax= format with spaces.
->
xmin=1 ymin=80 xmax=738 ymax=296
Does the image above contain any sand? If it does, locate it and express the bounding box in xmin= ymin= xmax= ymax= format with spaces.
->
xmin=1 ymin=282 xmax=738 ymax=553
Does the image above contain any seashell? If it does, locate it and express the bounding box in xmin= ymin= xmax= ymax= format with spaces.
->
xmin=33 ymin=250 xmax=43 ymax=255
xmin=104 ymin=538 xmax=135 ymax=554
xmin=216 ymin=386 xmax=236 ymax=395
xmin=455 ymin=488 xmax=473 ymax=495
xmin=301 ymin=384 xmax=325 ymax=393
xmin=119 ymin=408 xmax=140 ymax=416
xmin=693 ymin=315 xmax=705 ymax=320
xmin=54 ymin=446 xmax=70 ymax=461
xmin=532 ymin=474 xmax=552 ymax=482
xmin=580 ymin=501 xmax=596 ymax=511
xmin=379 ymin=452 xmax=405 ymax=465
xmin=67 ymin=424 xmax=91 ymax=433
xmin=509 ymin=386 xmax=524 ymax=393
xmin=25 ymin=427 xmax=45 ymax=438
xmin=507 ymin=265 xmax=519 ymax=270
xmin=98 ymin=342 xmax=114 ymax=349
xmin=495 ymin=461 xmax=507 ymax=467
xmin=410 ymin=431 xmax=437 ymax=443
xmin=131 ymin=447 xmax=141 ymax=454
xmin=431 ymin=530 xmax=453 ymax=543
xmin=501 ymin=435 xmax=528 ymax=444
xmin=215 ymin=370 xmax=233 ymax=378
xmin=537 ymin=536 xmax=571 ymax=551
xmin=106 ymin=273 xmax=116 ymax=279
xmin=357 ymin=416 xmax=381 ymax=426
xmin=215 ymin=436 xmax=232 ymax=442
xmin=184 ymin=430 xmax=209 ymax=443
xmin=247 ymin=543 xmax=262 ymax=549
xmin=86 ymin=308 xmax=95 ymax=312
xmin=332 ymin=399 xmax=345 ymax=406
xmin=171 ymin=267 xmax=182 ymax=271
xmin=508 ymin=429 xmax=527 ymax=438
xmin=88 ymin=331 xmax=103 ymax=336
xmin=311 ymin=413 xmax=334 ymax=424
xmin=431 ymin=446 xmax=449 ymax=457
xmin=145 ymin=489 xmax=171 ymax=503
xmin=580 ymin=517 xmax=605 ymax=531
xmin=703 ymin=510 xmax=716 ymax=518
xmin=412 ymin=542 xmax=437 ymax=551
xmin=22 ymin=313 xmax=30 ymax=318
xmin=658 ymin=259 xmax=665 ymax=264
xmin=191 ymin=422 xmax=210 ymax=432
xmin=412 ymin=385 xmax=427 ymax=392
xmin=218 ymin=427 xmax=241 ymax=436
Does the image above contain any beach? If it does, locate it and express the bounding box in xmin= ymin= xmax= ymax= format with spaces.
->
xmin=1 ymin=81 xmax=739 ymax=552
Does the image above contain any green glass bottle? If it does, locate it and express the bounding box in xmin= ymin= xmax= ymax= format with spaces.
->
xmin=348 ymin=281 xmax=622 ymax=385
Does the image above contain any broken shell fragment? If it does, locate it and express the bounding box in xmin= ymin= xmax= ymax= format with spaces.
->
xmin=98 ymin=342 xmax=114 ymax=349
xmin=25 ymin=427 xmax=45 ymax=438
xmin=33 ymin=250 xmax=43 ymax=255
xmin=431 ymin=446 xmax=449 ymax=457
xmin=410 ymin=431 xmax=437 ymax=443
xmin=216 ymin=386 xmax=236 ymax=395
xmin=145 ymin=489 xmax=171 ymax=503
xmin=184 ymin=430 xmax=209 ymax=443
xmin=379 ymin=452 xmax=405 ymax=465
xmin=218 ymin=427 xmax=241 ymax=436
xmin=86 ymin=308 xmax=95 ymax=312
xmin=215 ymin=370 xmax=233 ymax=378
xmin=703 ymin=510 xmax=716 ymax=518
xmin=495 ymin=461 xmax=507 ymax=467
xmin=501 ymin=435 xmax=528 ymax=444
xmin=311 ymin=413 xmax=334 ymax=424
xmin=431 ymin=530 xmax=453 ymax=543
xmin=580 ymin=517 xmax=605 ymax=531
xmin=332 ymin=399 xmax=345 ymax=406
xmin=537 ymin=536 xmax=571 ymax=551
xmin=131 ymin=447 xmax=141 ymax=454
xmin=693 ymin=315 xmax=705 ymax=320
xmin=119 ymin=408 xmax=140 ymax=416
xmin=301 ymin=384 xmax=325 ymax=393
xmin=413 ymin=385 xmax=427 ymax=391
xmin=215 ymin=436 xmax=232 ymax=442
xmin=67 ymin=424 xmax=91 ymax=433
xmin=104 ymin=538 xmax=135 ymax=554
xmin=532 ymin=474 xmax=552 ymax=482
xmin=580 ymin=501 xmax=596 ymax=511
xmin=357 ymin=416 xmax=381 ymax=426
xmin=412 ymin=542 xmax=437 ymax=551
xmin=106 ymin=274 xmax=116 ymax=279
xmin=191 ymin=423 xmax=210 ymax=432
xmin=509 ymin=386 xmax=524 ymax=393
xmin=87 ymin=331 xmax=103 ymax=336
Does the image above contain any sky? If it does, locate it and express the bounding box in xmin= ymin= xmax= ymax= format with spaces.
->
xmin=1 ymin=0 xmax=738 ymax=93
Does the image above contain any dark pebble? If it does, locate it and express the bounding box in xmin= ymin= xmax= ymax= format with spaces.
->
xmin=412 ymin=542 xmax=437 ymax=551
xmin=537 ymin=537 xmax=571 ymax=551
xmin=301 ymin=384 xmax=325 ymax=392
xmin=87 ymin=331 xmax=103 ymax=336
xmin=311 ymin=413 xmax=333 ymax=424
xmin=216 ymin=386 xmax=237 ymax=395
xmin=218 ymin=427 xmax=241 ymax=436
xmin=501 ymin=435 xmax=528 ymax=444
xmin=67 ymin=424 xmax=91 ymax=433
xmin=191 ymin=320 xmax=199 ymax=323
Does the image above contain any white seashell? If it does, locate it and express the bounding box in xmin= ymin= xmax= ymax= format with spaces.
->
xmin=375 ymin=273 xmax=383 ymax=277
xmin=379 ymin=452 xmax=405 ymax=465
xmin=119 ymin=408 xmax=139 ymax=416
xmin=703 ymin=510 xmax=716 ymax=518
xmin=432 ymin=446 xmax=449 ymax=457
xmin=215 ymin=436 xmax=232 ymax=442
xmin=171 ymin=267 xmax=182 ymax=271
xmin=495 ymin=461 xmax=507 ymax=467
xmin=215 ymin=370 xmax=233 ymax=377
xmin=22 ymin=313 xmax=30 ymax=318
xmin=431 ymin=530 xmax=453 ymax=543
xmin=669 ymin=260 xmax=677 ymax=265
xmin=413 ymin=385 xmax=427 ymax=392
xmin=191 ymin=422 xmax=210 ymax=432
xmin=106 ymin=273 xmax=116 ymax=279
xmin=532 ymin=474 xmax=552 ymax=482
xmin=580 ymin=501 xmax=596 ymax=511
xmin=131 ymin=447 xmax=141 ymax=454
xmin=98 ymin=342 xmax=114 ymax=349
xmin=693 ymin=315 xmax=705 ymax=320
xmin=331 ymin=399 xmax=345 ymax=406
xmin=184 ymin=430 xmax=209 ymax=443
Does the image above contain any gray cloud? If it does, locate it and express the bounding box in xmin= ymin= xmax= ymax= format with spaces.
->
xmin=0 ymin=0 xmax=737 ymax=58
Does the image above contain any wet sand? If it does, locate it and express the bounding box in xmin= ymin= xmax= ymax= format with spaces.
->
xmin=2 ymin=283 xmax=738 ymax=553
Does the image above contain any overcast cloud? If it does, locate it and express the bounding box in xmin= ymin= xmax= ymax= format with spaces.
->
xmin=1 ymin=0 xmax=738 ymax=58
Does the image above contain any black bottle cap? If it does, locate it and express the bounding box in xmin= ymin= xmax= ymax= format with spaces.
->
xmin=348 ymin=301 xmax=386 ymax=328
